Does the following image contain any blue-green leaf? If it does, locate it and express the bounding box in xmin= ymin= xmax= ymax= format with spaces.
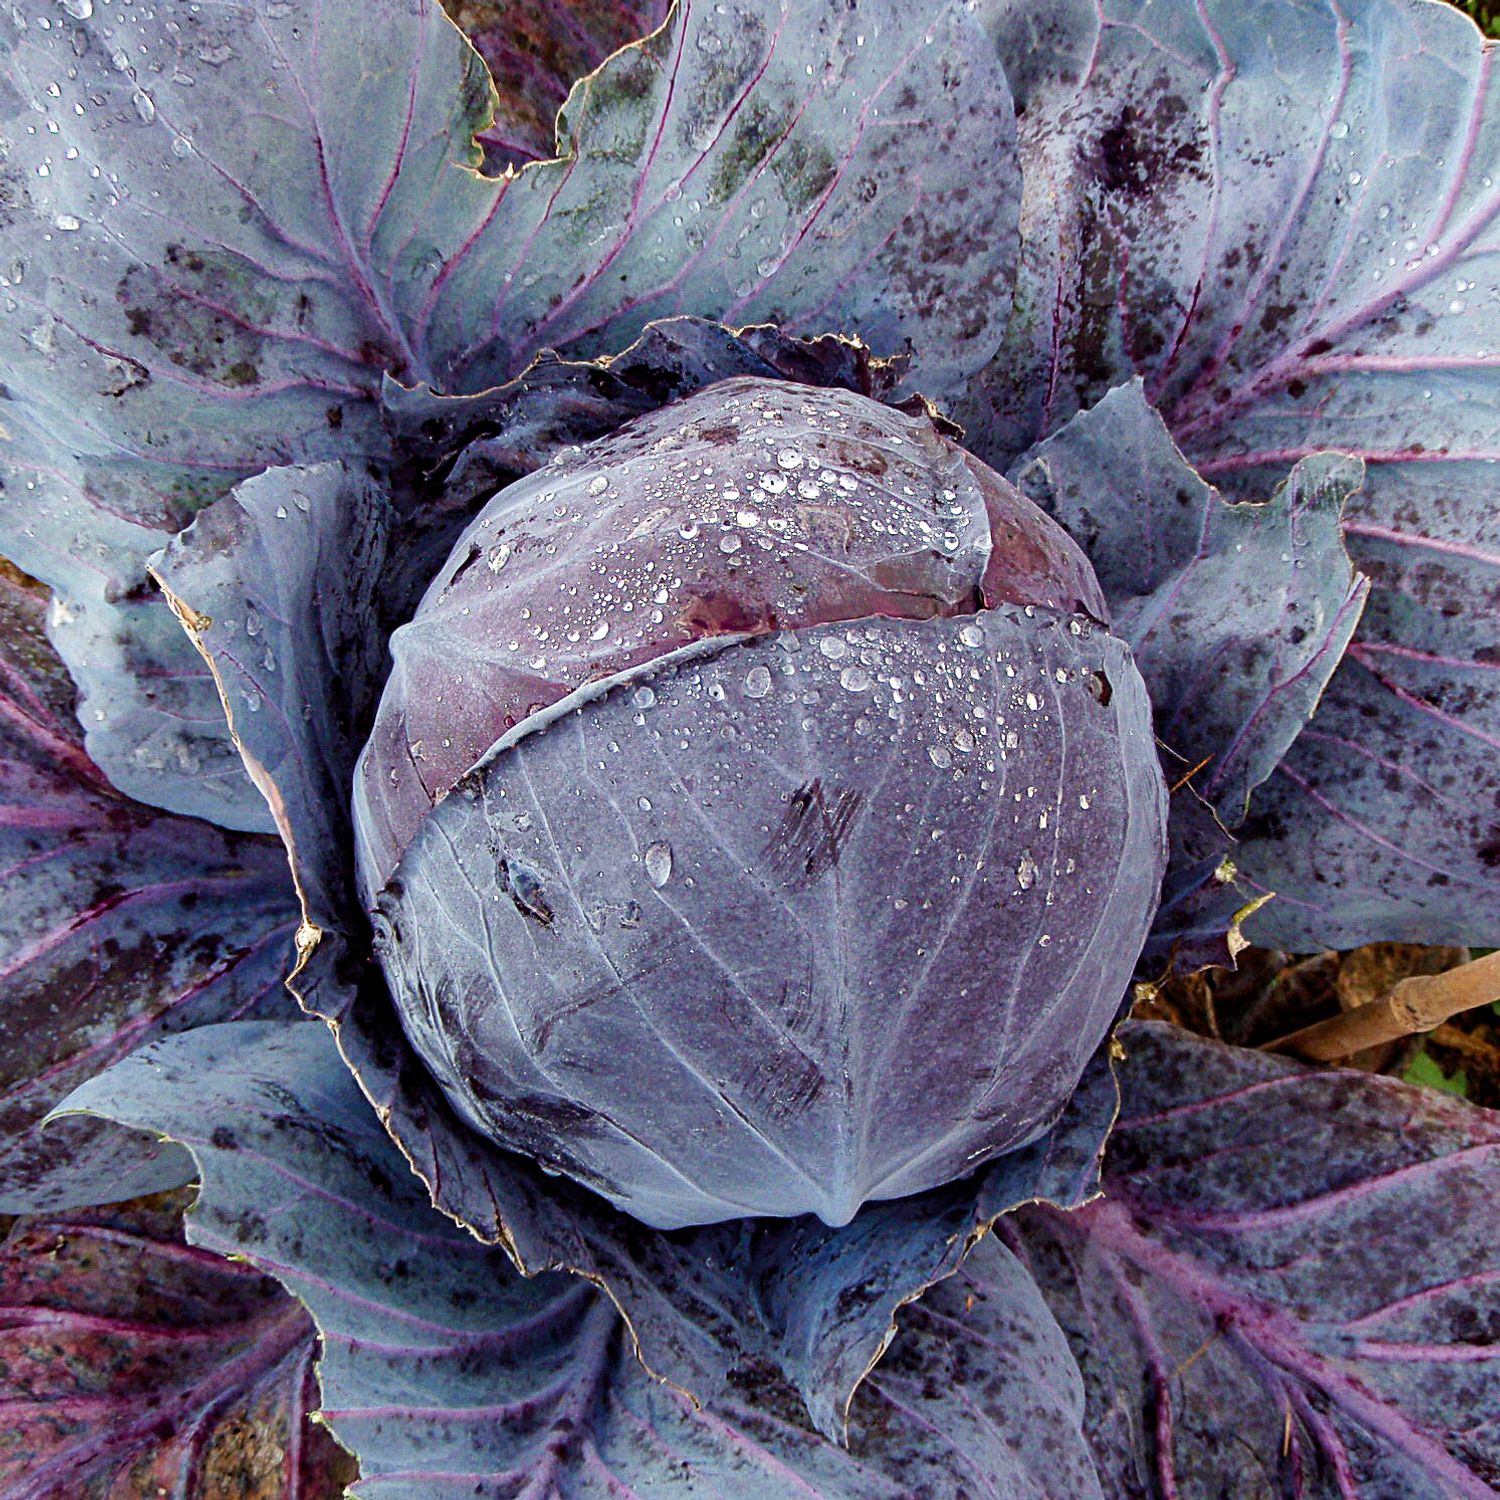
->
xmin=63 ymin=1020 xmax=1104 ymax=1498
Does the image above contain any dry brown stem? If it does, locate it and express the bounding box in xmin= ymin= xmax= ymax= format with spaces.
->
xmin=1262 ymin=949 xmax=1500 ymax=1063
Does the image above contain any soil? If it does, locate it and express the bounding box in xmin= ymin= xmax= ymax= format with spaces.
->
xmin=1135 ymin=942 xmax=1500 ymax=1109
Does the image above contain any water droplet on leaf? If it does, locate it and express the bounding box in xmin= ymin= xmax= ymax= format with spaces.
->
xmin=644 ymin=841 xmax=673 ymax=887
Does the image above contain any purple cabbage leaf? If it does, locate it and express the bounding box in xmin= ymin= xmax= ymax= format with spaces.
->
xmin=0 ymin=564 xmax=302 ymax=1215
xmin=0 ymin=1193 xmax=350 ymax=1498
xmin=1008 ymin=381 xmax=1371 ymax=965
xmin=411 ymin=0 xmax=1020 ymax=398
xmin=1008 ymin=1021 xmax=1500 ymax=1497
xmin=970 ymin=0 xmax=1500 ymax=949
xmin=371 ymin=606 xmax=1155 ymax=1229
xmin=4 ymin=0 xmax=1500 ymax=1491
xmin=61 ymin=1018 xmax=1105 ymax=1500
xmin=1011 ymin=381 xmax=1369 ymax=828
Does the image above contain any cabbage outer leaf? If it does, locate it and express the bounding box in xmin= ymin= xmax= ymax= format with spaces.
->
xmin=1007 ymin=381 xmax=1369 ymax=964
xmin=148 ymin=353 xmax=1132 ymax=1428
xmin=0 ymin=0 xmax=1018 ymax=824
xmin=453 ymin=0 xmax=670 ymax=171
xmin=970 ymin=0 xmax=1500 ymax=949
xmin=0 ymin=565 xmax=301 ymax=1214
xmin=0 ymin=1196 xmax=349 ymax=1497
xmin=62 ymin=1019 xmax=1105 ymax=1499
xmin=1009 ymin=1020 xmax=1500 ymax=1497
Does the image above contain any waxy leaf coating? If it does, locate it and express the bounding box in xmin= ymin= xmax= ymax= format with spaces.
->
xmin=5 ymin=0 xmax=1500 ymax=1491
xmin=375 ymin=605 xmax=1164 ymax=1226
xmin=63 ymin=1020 xmax=1104 ymax=1499
xmin=357 ymin=376 xmax=1106 ymax=898
xmin=971 ymin=0 xmax=1500 ymax=948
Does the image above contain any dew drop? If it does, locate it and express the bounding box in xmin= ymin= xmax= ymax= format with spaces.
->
xmin=744 ymin=664 xmax=772 ymax=698
xmin=644 ymin=841 xmax=673 ymax=887
xmin=958 ymin=622 xmax=984 ymax=648
xmin=632 ymin=685 xmax=656 ymax=709
xmin=1016 ymin=852 xmax=1037 ymax=891
xmin=927 ymin=745 xmax=952 ymax=768
xmin=131 ymin=88 xmax=156 ymax=123
xmin=839 ymin=665 xmax=871 ymax=692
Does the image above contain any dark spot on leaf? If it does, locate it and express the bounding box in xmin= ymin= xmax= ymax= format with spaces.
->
xmin=1478 ymin=830 xmax=1500 ymax=869
xmin=1091 ymin=93 xmax=1201 ymax=197
xmin=765 ymin=778 xmax=864 ymax=886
